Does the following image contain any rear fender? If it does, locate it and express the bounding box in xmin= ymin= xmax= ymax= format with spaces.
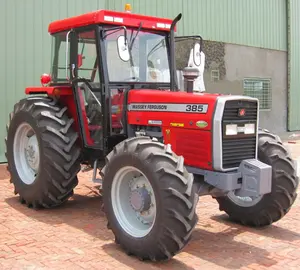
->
xmin=25 ymin=86 xmax=73 ymax=96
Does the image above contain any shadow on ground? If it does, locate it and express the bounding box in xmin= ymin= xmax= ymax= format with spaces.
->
xmin=210 ymin=213 xmax=300 ymax=242
xmin=102 ymin=243 xmax=195 ymax=270
xmin=5 ymin=188 xmax=300 ymax=270
xmin=5 ymin=190 xmax=111 ymax=241
xmin=186 ymin=227 xmax=277 ymax=269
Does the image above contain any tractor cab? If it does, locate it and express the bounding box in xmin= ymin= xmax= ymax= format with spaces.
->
xmin=46 ymin=5 xmax=203 ymax=157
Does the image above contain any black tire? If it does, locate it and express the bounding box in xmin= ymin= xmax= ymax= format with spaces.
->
xmin=101 ymin=136 xmax=199 ymax=261
xmin=216 ymin=129 xmax=299 ymax=227
xmin=5 ymin=96 xmax=82 ymax=209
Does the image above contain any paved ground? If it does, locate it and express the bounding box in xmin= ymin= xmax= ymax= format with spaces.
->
xmin=1 ymin=142 xmax=300 ymax=270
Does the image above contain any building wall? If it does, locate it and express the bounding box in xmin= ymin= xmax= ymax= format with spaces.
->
xmin=0 ymin=0 xmax=107 ymax=162
xmin=206 ymin=44 xmax=287 ymax=134
xmin=0 ymin=0 xmax=291 ymax=161
xmin=107 ymin=0 xmax=287 ymax=50
xmin=287 ymin=0 xmax=300 ymax=130
xmin=176 ymin=42 xmax=287 ymax=134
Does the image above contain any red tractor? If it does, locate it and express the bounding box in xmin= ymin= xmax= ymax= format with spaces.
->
xmin=5 ymin=4 xmax=298 ymax=261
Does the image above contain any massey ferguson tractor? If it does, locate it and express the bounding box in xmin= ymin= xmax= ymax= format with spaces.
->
xmin=5 ymin=4 xmax=299 ymax=261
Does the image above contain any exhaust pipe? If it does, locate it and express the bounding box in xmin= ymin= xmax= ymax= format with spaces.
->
xmin=170 ymin=13 xmax=182 ymax=92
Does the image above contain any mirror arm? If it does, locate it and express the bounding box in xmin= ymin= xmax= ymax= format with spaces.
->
xmin=102 ymin=26 xmax=127 ymax=41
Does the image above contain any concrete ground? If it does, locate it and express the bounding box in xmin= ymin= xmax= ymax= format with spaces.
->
xmin=1 ymin=141 xmax=300 ymax=270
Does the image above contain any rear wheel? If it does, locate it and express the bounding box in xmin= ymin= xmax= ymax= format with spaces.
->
xmin=101 ymin=137 xmax=199 ymax=261
xmin=216 ymin=129 xmax=299 ymax=226
xmin=6 ymin=97 xmax=82 ymax=208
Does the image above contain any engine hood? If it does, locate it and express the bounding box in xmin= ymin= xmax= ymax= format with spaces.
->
xmin=127 ymin=89 xmax=222 ymax=104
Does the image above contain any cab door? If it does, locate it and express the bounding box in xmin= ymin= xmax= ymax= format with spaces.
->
xmin=69 ymin=27 xmax=105 ymax=152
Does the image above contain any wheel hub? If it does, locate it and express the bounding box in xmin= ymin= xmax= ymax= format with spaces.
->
xmin=25 ymin=135 xmax=39 ymax=171
xmin=130 ymin=187 xmax=151 ymax=212
xmin=228 ymin=191 xmax=263 ymax=207
xmin=13 ymin=123 xmax=39 ymax=185
xmin=111 ymin=166 xmax=157 ymax=238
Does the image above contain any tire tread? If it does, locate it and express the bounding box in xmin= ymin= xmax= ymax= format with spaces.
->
xmin=102 ymin=137 xmax=198 ymax=261
xmin=6 ymin=97 xmax=81 ymax=209
xmin=216 ymin=128 xmax=299 ymax=227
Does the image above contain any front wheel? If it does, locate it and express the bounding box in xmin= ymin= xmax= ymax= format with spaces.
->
xmin=216 ymin=129 xmax=299 ymax=227
xmin=101 ymin=137 xmax=199 ymax=261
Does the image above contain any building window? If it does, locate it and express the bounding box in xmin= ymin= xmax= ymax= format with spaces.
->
xmin=211 ymin=70 xmax=220 ymax=82
xmin=243 ymin=78 xmax=271 ymax=110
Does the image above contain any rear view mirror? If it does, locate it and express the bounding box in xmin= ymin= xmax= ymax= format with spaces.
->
xmin=117 ymin=35 xmax=130 ymax=62
xmin=193 ymin=43 xmax=201 ymax=67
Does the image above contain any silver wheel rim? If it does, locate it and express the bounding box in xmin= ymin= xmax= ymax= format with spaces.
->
xmin=111 ymin=166 xmax=157 ymax=238
xmin=13 ymin=123 xmax=40 ymax=185
xmin=227 ymin=191 xmax=263 ymax=207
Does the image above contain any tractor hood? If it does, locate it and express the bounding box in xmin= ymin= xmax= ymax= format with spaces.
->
xmin=127 ymin=89 xmax=221 ymax=110
xmin=126 ymin=89 xmax=223 ymax=131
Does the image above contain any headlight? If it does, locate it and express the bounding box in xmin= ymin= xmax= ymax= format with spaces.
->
xmin=225 ymin=124 xmax=238 ymax=135
xmin=225 ymin=123 xmax=256 ymax=136
xmin=244 ymin=123 xmax=255 ymax=134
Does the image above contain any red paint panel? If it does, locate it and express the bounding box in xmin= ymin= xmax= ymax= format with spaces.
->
xmin=48 ymin=10 xmax=175 ymax=34
xmin=128 ymin=89 xmax=221 ymax=104
xmin=168 ymin=128 xmax=212 ymax=170
xmin=127 ymin=89 xmax=219 ymax=170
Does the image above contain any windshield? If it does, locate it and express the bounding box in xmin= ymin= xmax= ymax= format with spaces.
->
xmin=103 ymin=27 xmax=170 ymax=83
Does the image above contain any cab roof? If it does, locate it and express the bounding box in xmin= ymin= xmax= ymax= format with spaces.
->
xmin=48 ymin=9 xmax=175 ymax=34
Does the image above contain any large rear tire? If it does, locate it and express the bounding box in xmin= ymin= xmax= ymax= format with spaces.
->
xmin=101 ymin=137 xmax=199 ymax=261
xmin=216 ymin=129 xmax=299 ymax=227
xmin=5 ymin=97 xmax=81 ymax=208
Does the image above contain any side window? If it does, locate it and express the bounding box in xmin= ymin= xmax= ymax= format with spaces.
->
xmin=50 ymin=31 xmax=70 ymax=83
xmin=77 ymin=31 xmax=99 ymax=84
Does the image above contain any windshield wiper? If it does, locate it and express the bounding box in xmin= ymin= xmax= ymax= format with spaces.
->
xmin=129 ymin=22 xmax=143 ymax=51
xmin=147 ymin=39 xmax=165 ymax=58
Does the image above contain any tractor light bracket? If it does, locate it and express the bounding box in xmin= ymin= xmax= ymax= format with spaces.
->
xmin=187 ymin=159 xmax=272 ymax=197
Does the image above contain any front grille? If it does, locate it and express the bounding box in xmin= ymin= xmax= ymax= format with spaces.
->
xmin=222 ymin=100 xmax=258 ymax=169
xmin=222 ymin=137 xmax=257 ymax=168
xmin=223 ymin=100 xmax=258 ymax=121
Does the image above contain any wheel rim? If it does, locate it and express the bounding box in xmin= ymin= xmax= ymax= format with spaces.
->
xmin=111 ymin=166 xmax=157 ymax=238
xmin=227 ymin=191 xmax=263 ymax=207
xmin=13 ymin=123 xmax=40 ymax=185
